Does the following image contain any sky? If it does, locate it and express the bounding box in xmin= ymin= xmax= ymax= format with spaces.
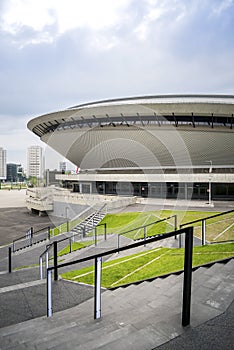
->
xmin=0 ymin=0 xmax=234 ymax=171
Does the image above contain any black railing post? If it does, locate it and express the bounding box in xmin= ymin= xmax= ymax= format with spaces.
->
xmin=69 ymin=237 xmax=72 ymax=253
xmin=30 ymin=227 xmax=33 ymax=246
xmin=179 ymin=225 xmax=182 ymax=248
xmin=104 ymin=223 xmax=107 ymax=241
xmin=95 ymin=227 xmax=97 ymax=246
xmin=53 ymin=241 xmax=58 ymax=281
xmin=202 ymin=219 xmax=206 ymax=246
xmin=94 ymin=256 xmax=102 ymax=319
xmin=182 ymin=227 xmax=193 ymax=327
xmin=174 ymin=215 xmax=178 ymax=239
xmin=48 ymin=226 xmax=51 ymax=240
xmin=8 ymin=246 xmax=12 ymax=273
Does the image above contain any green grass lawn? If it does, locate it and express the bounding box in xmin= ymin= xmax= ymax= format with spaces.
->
xmin=61 ymin=242 xmax=234 ymax=288
xmin=97 ymin=210 xmax=234 ymax=242
xmin=52 ymin=209 xmax=234 ymax=242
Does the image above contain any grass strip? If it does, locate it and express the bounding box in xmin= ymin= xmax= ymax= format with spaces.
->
xmin=57 ymin=240 xmax=94 ymax=257
xmin=61 ymin=242 xmax=234 ymax=288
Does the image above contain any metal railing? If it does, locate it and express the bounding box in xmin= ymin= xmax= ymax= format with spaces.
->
xmin=39 ymin=216 xmax=107 ymax=279
xmin=46 ymin=226 xmax=194 ymax=327
xmin=179 ymin=209 xmax=234 ymax=248
xmin=12 ymin=226 xmax=51 ymax=252
xmin=117 ymin=215 xmax=177 ymax=250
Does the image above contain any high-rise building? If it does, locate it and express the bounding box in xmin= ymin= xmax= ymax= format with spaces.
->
xmin=7 ymin=163 xmax=24 ymax=182
xmin=27 ymin=146 xmax=43 ymax=178
xmin=59 ymin=161 xmax=67 ymax=173
xmin=0 ymin=147 xmax=7 ymax=180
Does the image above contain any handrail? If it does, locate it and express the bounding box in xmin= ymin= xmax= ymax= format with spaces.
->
xmin=180 ymin=209 xmax=234 ymax=228
xmin=12 ymin=225 xmax=50 ymax=252
xmin=179 ymin=209 xmax=234 ymax=247
xmin=46 ymin=226 xmax=194 ymax=327
xmin=117 ymin=215 xmax=177 ymax=250
xmin=39 ymin=207 xmax=107 ymax=278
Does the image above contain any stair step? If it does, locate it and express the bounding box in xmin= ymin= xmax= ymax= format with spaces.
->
xmin=203 ymin=262 xmax=224 ymax=275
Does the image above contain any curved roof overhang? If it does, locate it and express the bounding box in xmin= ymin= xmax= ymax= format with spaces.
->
xmin=28 ymin=94 xmax=234 ymax=137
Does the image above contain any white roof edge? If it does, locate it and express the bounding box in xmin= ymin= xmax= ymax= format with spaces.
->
xmin=69 ymin=94 xmax=234 ymax=110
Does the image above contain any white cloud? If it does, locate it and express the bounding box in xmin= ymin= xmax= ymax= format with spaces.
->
xmin=1 ymin=0 xmax=55 ymax=34
xmin=1 ymin=0 xmax=133 ymax=47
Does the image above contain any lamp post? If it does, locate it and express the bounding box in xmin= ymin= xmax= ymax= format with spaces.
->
xmin=205 ymin=161 xmax=212 ymax=205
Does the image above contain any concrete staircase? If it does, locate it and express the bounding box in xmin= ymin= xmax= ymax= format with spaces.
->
xmin=0 ymin=259 xmax=233 ymax=350
xmin=71 ymin=211 xmax=106 ymax=238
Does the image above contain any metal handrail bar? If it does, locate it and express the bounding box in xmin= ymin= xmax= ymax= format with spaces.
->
xmin=49 ymin=227 xmax=184 ymax=270
xmin=46 ymin=226 xmax=193 ymax=327
xmin=39 ymin=244 xmax=51 ymax=279
xmin=118 ymin=215 xmax=176 ymax=237
xmin=39 ymin=208 xmax=107 ymax=278
xmin=49 ymin=226 xmax=185 ymax=271
xmin=12 ymin=226 xmax=50 ymax=252
xmin=33 ymin=226 xmax=51 ymax=235
xmin=117 ymin=215 xmax=177 ymax=249
xmin=12 ymin=225 xmax=50 ymax=246
xmin=179 ymin=209 xmax=234 ymax=247
xmin=180 ymin=209 xmax=234 ymax=228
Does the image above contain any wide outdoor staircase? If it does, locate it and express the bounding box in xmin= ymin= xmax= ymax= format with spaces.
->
xmin=70 ymin=211 xmax=106 ymax=238
xmin=0 ymin=258 xmax=233 ymax=350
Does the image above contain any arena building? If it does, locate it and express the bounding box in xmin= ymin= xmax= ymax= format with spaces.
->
xmin=28 ymin=95 xmax=234 ymax=202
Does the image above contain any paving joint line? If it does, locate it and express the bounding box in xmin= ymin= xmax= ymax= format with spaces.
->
xmin=0 ymin=279 xmax=46 ymax=293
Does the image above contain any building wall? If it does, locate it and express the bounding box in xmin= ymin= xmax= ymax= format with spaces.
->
xmin=0 ymin=147 xmax=7 ymax=180
xmin=27 ymin=146 xmax=43 ymax=178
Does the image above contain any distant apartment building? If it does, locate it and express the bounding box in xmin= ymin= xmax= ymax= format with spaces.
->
xmin=59 ymin=161 xmax=67 ymax=173
xmin=0 ymin=147 xmax=7 ymax=180
xmin=27 ymin=146 xmax=43 ymax=178
xmin=7 ymin=163 xmax=24 ymax=182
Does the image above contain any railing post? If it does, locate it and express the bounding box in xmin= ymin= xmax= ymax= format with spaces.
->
xmin=30 ymin=227 xmax=33 ymax=246
xmin=95 ymin=227 xmax=97 ymax=246
xmin=46 ymin=250 xmax=49 ymax=271
xmin=174 ymin=215 xmax=177 ymax=231
xmin=47 ymin=269 xmax=53 ymax=317
xmin=174 ymin=215 xmax=178 ymax=240
xmin=182 ymin=227 xmax=193 ymax=327
xmin=48 ymin=226 xmax=51 ymax=240
xmin=53 ymin=241 xmax=58 ymax=281
xmin=39 ymin=256 xmax=43 ymax=279
xmin=104 ymin=223 xmax=107 ymax=241
xmin=69 ymin=237 xmax=72 ymax=253
xmin=179 ymin=233 xmax=182 ymax=248
xmin=8 ymin=246 xmax=12 ymax=273
xmin=94 ymin=256 xmax=102 ymax=319
xmin=202 ymin=219 xmax=206 ymax=246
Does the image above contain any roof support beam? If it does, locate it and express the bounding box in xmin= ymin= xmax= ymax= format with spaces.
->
xmin=137 ymin=113 xmax=144 ymax=126
xmin=191 ymin=113 xmax=195 ymax=128
xmin=172 ymin=112 xmax=178 ymax=127
xmin=154 ymin=112 xmax=161 ymax=126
